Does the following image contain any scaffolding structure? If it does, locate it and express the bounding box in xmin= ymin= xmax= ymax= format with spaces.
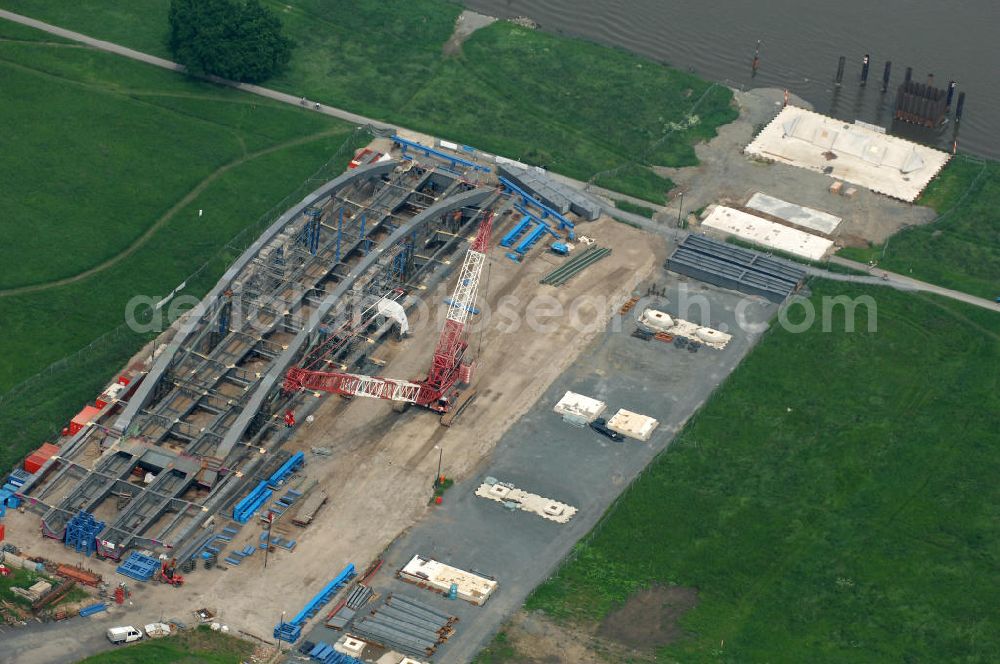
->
xmin=18 ymin=154 xmax=508 ymax=561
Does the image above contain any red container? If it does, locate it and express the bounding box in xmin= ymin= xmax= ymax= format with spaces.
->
xmin=38 ymin=443 xmax=60 ymax=459
xmin=0 ymin=523 xmax=5 ymax=543
xmin=68 ymin=406 xmax=102 ymax=435
xmin=24 ymin=453 xmax=47 ymax=474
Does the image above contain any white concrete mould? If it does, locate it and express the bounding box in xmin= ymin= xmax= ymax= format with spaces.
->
xmin=376 ymin=297 xmax=409 ymax=335
xmin=553 ymin=391 xmax=606 ymax=424
xmin=746 ymin=192 xmax=842 ymax=235
xmin=701 ymin=206 xmax=834 ymax=260
xmin=399 ymin=555 xmax=498 ymax=605
xmin=335 ymin=636 xmax=366 ymax=658
xmin=607 ymin=409 xmax=659 ymax=442
xmin=475 ymin=478 xmax=578 ymax=524
xmin=637 ymin=309 xmax=732 ymax=350
xmin=745 ymin=106 xmax=950 ymax=202
xmin=639 ymin=309 xmax=674 ymax=332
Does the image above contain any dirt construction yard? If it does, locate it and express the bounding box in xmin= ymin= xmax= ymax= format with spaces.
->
xmin=0 ymin=214 xmax=664 ymax=657
xmin=168 ymin=215 xmax=662 ymax=639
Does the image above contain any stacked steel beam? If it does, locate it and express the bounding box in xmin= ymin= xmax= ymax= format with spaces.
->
xmin=540 ymin=245 xmax=612 ymax=286
xmin=325 ymin=584 xmax=374 ymax=630
xmin=275 ymin=563 xmax=356 ymax=643
xmin=350 ymin=593 xmax=457 ymax=658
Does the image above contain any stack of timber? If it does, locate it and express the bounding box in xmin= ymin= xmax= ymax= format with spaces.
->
xmin=292 ymin=490 xmax=329 ymax=527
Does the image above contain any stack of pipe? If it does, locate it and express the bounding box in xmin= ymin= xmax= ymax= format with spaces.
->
xmin=349 ymin=593 xmax=457 ymax=658
xmin=540 ymin=245 xmax=612 ymax=286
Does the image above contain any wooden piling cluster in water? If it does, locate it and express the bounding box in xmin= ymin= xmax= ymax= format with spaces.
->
xmin=828 ymin=52 xmax=966 ymax=129
xmin=894 ymin=79 xmax=949 ymax=128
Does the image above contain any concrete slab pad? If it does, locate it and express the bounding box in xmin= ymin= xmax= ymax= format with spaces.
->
xmin=552 ymin=391 xmax=605 ymax=423
xmin=398 ymin=555 xmax=498 ymax=605
xmin=475 ymin=479 xmax=578 ymax=523
xmin=746 ymin=192 xmax=841 ymax=234
xmin=607 ymin=409 xmax=659 ymax=442
xmin=299 ymin=275 xmax=779 ymax=663
xmin=702 ymin=206 xmax=834 ymax=260
xmin=745 ymin=106 xmax=950 ymax=202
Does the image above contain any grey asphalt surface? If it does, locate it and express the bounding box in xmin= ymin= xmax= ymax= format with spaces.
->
xmin=291 ymin=274 xmax=777 ymax=663
xmin=0 ymin=616 xmax=113 ymax=664
xmin=0 ymin=594 xmax=189 ymax=664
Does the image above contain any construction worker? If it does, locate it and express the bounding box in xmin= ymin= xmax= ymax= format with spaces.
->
xmin=284 ymin=409 xmax=295 ymax=428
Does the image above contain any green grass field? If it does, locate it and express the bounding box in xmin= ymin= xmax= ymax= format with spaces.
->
xmin=840 ymin=156 xmax=1000 ymax=299
xmin=0 ymin=0 xmax=737 ymax=203
xmin=613 ymin=199 xmax=657 ymax=219
xmin=523 ymin=281 xmax=1000 ymax=662
xmin=77 ymin=625 xmax=253 ymax=664
xmin=0 ymin=19 xmax=362 ymax=471
xmin=0 ymin=567 xmax=87 ymax=610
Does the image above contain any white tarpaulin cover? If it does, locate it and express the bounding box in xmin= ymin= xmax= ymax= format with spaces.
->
xmin=553 ymin=391 xmax=606 ymax=423
xmin=376 ymin=297 xmax=408 ymax=335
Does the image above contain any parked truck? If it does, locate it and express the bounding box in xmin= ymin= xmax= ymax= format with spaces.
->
xmin=106 ymin=626 xmax=143 ymax=644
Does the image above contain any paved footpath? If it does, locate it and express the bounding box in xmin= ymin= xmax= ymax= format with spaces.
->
xmin=603 ymin=207 xmax=1000 ymax=313
xmin=2 ymin=8 xmax=996 ymax=315
xmin=0 ymin=9 xmax=395 ymax=132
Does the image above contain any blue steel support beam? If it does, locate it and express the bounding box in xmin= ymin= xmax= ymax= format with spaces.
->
xmin=336 ymin=208 xmax=343 ymax=264
xmin=305 ymin=208 xmax=322 ymax=255
xmin=216 ymin=187 xmax=494 ymax=461
xmin=500 ymin=214 xmax=533 ymax=248
xmin=218 ymin=301 xmax=230 ymax=336
xmin=515 ymin=223 xmax=549 ymax=254
xmin=516 ymin=206 xmax=560 ymax=240
xmin=393 ymin=135 xmax=491 ymax=173
xmin=500 ymin=177 xmax=573 ymax=230
xmin=443 ymin=296 xmax=480 ymax=316
xmin=111 ymin=160 xmax=400 ymax=435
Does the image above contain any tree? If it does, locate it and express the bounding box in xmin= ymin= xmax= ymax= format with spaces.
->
xmin=168 ymin=0 xmax=293 ymax=84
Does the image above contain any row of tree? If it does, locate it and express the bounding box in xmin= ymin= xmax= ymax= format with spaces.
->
xmin=168 ymin=0 xmax=292 ymax=84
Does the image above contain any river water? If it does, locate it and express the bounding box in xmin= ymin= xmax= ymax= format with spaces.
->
xmin=461 ymin=0 xmax=999 ymax=159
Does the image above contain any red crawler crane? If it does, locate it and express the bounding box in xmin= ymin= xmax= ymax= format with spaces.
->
xmin=283 ymin=211 xmax=494 ymax=413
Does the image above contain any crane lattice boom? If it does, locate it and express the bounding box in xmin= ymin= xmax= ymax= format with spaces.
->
xmin=285 ymin=368 xmax=422 ymax=402
xmin=283 ymin=208 xmax=495 ymax=413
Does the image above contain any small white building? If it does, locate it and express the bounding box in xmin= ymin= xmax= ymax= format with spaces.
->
xmin=608 ymin=409 xmax=659 ymax=442
xmin=553 ymin=391 xmax=605 ymax=425
xmin=701 ymin=206 xmax=834 ymax=260
xmin=398 ymin=555 xmax=498 ymax=605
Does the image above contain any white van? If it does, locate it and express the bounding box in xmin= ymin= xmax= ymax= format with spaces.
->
xmin=106 ymin=625 xmax=143 ymax=644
